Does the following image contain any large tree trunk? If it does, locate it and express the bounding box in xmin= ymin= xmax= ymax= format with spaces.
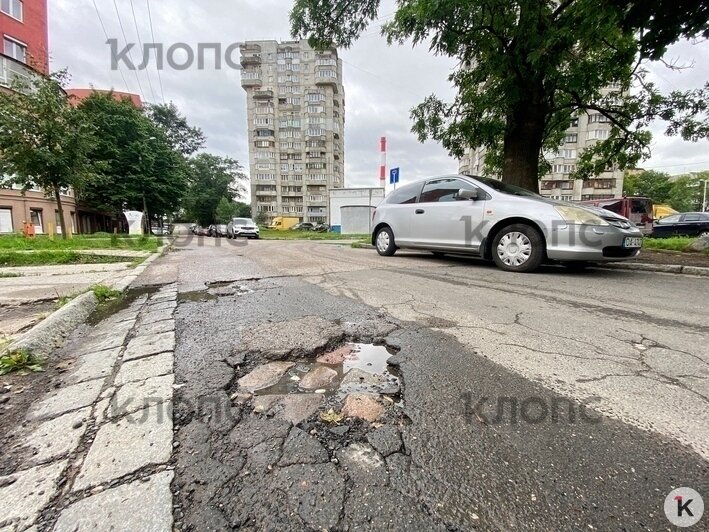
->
xmin=501 ymin=102 xmax=548 ymax=192
xmin=53 ymin=184 xmax=69 ymax=239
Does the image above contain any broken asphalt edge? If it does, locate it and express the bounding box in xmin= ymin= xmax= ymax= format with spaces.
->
xmin=3 ymin=240 xmax=172 ymax=357
xmin=351 ymin=244 xmax=709 ymax=277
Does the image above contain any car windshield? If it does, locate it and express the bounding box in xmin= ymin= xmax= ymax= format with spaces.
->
xmin=233 ymin=218 xmax=251 ymax=225
xmin=469 ymin=175 xmax=540 ymax=197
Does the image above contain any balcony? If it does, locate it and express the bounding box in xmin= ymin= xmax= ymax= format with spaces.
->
xmin=315 ymin=78 xmax=338 ymax=91
xmin=0 ymin=53 xmax=42 ymax=93
xmin=253 ymin=89 xmax=274 ymax=100
xmin=241 ymin=54 xmax=261 ymax=67
xmin=241 ymin=76 xmax=262 ymax=87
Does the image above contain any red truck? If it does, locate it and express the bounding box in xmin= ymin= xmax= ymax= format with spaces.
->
xmin=577 ymin=197 xmax=654 ymax=235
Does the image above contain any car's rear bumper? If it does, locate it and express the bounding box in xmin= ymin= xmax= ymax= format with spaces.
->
xmin=546 ymin=225 xmax=643 ymax=262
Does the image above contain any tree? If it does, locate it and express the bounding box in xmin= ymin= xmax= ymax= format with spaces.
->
xmin=182 ymin=154 xmax=247 ymax=226
xmin=146 ymin=102 xmax=206 ymax=157
xmin=0 ymin=70 xmax=94 ymax=237
xmin=291 ymin=0 xmax=709 ymax=191
xmin=234 ymin=201 xmax=252 ymax=217
xmin=215 ymin=197 xmax=236 ymax=223
xmin=77 ymin=93 xmax=187 ymax=222
xmin=667 ymin=172 xmax=706 ymax=212
xmin=623 ymin=170 xmax=673 ymax=203
xmin=254 ymin=212 xmax=269 ymax=226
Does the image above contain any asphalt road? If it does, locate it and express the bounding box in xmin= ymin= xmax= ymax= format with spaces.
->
xmin=137 ymin=234 xmax=708 ymax=531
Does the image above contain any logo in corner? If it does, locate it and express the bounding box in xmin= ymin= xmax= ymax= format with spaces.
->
xmin=664 ymin=487 xmax=704 ymax=528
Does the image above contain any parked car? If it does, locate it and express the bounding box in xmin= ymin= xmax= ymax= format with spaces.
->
xmin=313 ymin=223 xmax=330 ymax=233
xmin=651 ymin=212 xmax=709 ymax=238
xmin=291 ymin=222 xmax=315 ymax=231
xmin=227 ymin=218 xmax=260 ymax=239
xmin=192 ymin=225 xmax=209 ymax=236
xmin=213 ymin=224 xmax=228 ymax=237
xmin=371 ymin=174 xmax=644 ymax=273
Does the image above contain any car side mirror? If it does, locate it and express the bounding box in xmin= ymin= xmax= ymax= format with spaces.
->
xmin=458 ymin=188 xmax=479 ymax=200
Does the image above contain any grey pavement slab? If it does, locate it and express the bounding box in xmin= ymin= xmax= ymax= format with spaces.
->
xmin=114 ymin=353 xmax=173 ymax=386
xmin=54 ymin=471 xmax=173 ymax=532
xmin=111 ymin=374 xmax=175 ymax=417
xmin=22 ymin=407 xmax=91 ymax=465
xmin=123 ymin=331 xmax=175 ymax=361
xmin=90 ymin=318 xmax=136 ymax=338
xmin=0 ymin=460 xmax=68 ymax=531
xmin=73 ymin=331 xmax=128 ymax=356
xmin=136 ymin=308 xmax=174 ymax=326
xmin=145 ymin=301 xmax=177 ymax=312
xmin=73 ymin=404 xmax=173 ymax=490
xmin=132 ymin=318 xmax=175 ymax=338
xmin=62 ymin=347 xmax=122 ymax=385
xmin=28 ymin=379 xmax=104 ymax=421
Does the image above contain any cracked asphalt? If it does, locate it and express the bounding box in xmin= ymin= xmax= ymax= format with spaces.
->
xmin=134 ymin=235 xmax=708 ymax=531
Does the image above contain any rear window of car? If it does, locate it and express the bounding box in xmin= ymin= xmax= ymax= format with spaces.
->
xmin=683 ymin=214 xmax=707 ymax=222
xmin=386 ymin=184 xmax=421 ymax=204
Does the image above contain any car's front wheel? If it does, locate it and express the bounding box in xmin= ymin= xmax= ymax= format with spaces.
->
xmin=492 ymin=224 xmax=544 ymax=273
xmin=375 ymin=226 xmax=396 ymax=256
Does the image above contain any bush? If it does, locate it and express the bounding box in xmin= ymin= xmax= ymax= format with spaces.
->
xmin=0 ymin=349 xmax=44 ymax=375
xmin=92 ymin=284 xmax=122 ymax=303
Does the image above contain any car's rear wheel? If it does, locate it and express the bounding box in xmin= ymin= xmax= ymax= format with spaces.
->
xmin=492 ymin=224 xmax=544 ymax=273
xmin=375 ymin=226 xmax=396 ymax=256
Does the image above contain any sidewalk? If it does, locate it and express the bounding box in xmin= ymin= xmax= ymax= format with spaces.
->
xmin=0 ymin=284 xmax=177 ymax=531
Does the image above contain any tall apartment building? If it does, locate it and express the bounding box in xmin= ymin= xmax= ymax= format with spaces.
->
xmin=240 ymin=40 xmax=345 ymax=224
xmin=459 ymin=85 xmax=624 ymax=200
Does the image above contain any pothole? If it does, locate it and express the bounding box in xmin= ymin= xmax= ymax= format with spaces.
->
xmin=177 ymin=290 xmax=218 ymax=303
xmin=254 ymin=343 xmax=400 ymax=399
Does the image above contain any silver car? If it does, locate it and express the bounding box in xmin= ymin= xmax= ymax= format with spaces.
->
xmin=227 ymin=218 xmax=260 ymax=239
xmin=371 ymin=174 xmax=643 ymax=273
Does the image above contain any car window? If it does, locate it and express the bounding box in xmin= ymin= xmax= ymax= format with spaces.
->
xmin=657 ymin=214 xmax=681 ymax=224
xmin=471 ymin=175 xmax=538 ymax=197
xmin=420 ymin=178 xmax=478 ymax=203
xmin=682 ymin=214 xmax=703 ymax=222
xmin=386 ymin=184 xmax=421 ymax=204
xmin=232 ymin=218 xmax=249 ymax=225
xmin=599 ymin=200 xmax=624 ymax=215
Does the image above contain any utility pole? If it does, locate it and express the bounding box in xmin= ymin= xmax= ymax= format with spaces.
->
xmin=703 ymin=179 xmax=708 ymax=212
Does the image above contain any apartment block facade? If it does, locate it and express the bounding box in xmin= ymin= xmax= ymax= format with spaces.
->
xmin=459 ymin=85 xmax=624 ymax=200
xmin=240 ymin=40 xmax=345 ymax=224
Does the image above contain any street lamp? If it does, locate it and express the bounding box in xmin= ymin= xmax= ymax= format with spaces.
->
xmin=702 ymin=179 xmax=708 ymax=212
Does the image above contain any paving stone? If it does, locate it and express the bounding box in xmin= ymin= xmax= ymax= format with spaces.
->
xmin=111 ymin=374 xmax=174 ymax=417
xmin=138 ymin=308 xmax=174 ymax=325
xmin=73 ymin=404 xmax=173 ymax=490
xmin=55 ymin=471 xmax=173 ymax=532
xmin=146 ymin=300 xmax=177 ymax=312
xmin=340 ymin=368 xmax=400 ymax=395
xmin=341 ymin=393 xmax=385 ymax=422
xmin=28 ymin=379 xmax=104 ymax=421
xmin=0 ymin=460 xmax=68 ymax=531
xmin=237 ymin=362 xmax=295 ymax=392
xmin=366 ymin=425 xmax=403 ymax=457
xmin=150 ymin=291 xmax=177 ymax=302
xmin=132 ymin=319 xmax=176 ymax=338
xmin=123 ymin=331 xmax=175 ymax=361
xmin=22 ymin=407 xmax=91 ymax=464
xmin=114 ymin=352 xmax=173 ymax=385
xmin=74 ymin=332 xmax=127 ymax=356
xmin=299 ymin=366 xmax=338 ymax=390
xmin=278 ymin=427 xmax=329 ymax=466
xmin=62 ymin=347 xmax=122 ymax=385
xmin=336 ymin=442 xmax=387 ymax=486
xmin=239 ymin=316 xmax=344 ymax=359
xmin=316 ymin=345 xmax=355 ymax=364
xmin=90 ymin=319 xmax=135 ymax=340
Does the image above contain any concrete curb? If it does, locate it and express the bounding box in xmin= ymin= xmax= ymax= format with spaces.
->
xmin=3 ymin=241 xmax=172 ymax=356
xmin=350 ymin=244 xmax=709 ymax=277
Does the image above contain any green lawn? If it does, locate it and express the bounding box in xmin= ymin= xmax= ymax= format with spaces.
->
xmin=259 ymin=229 xmax=369 ymax=241
xmin=0 ymin=250 xmax=136 ymax=267
xmin=643 ymin=237 xmax=706 ymax=253
xmin=0 ymin=234 xmax=162 ymax=252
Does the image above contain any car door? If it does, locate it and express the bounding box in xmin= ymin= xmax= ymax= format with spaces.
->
xmin=411 ymin=178 xmax=486 ymax=251
xmin=381 ymin=183 xmax=423 ymax=246
xmin=652 ymin=214 xmax=681 ymax=237
xmin=677 ymin=213 xmax=705 ymax=236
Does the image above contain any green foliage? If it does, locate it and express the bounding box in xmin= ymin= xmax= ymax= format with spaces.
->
xmin=291 ymin=0 xmax=709 ymax=191
xmin=624 ymin=170 xmax=706 ymax=211
xmin=0 ymin=349 xmax=44 ymax=376
xmin=0 ymin=251 xmax=131 ymax=267
xmin=644 ymin=237 xmax=707 ymax=253
xmin=254 ymin=212 xmax=269 ymax=226
xmin=183 ymin=154 xmax=247 ymax=226
xmin=260 ymin=229 xmax=367 ymax=241
xmin=0 ymin=70 xmax=95 ymax=237
xmin=0 ymin=234 xmax=160 ymax=251
xmin=92 ymin=284 xmax=122 ymax=303
xmin=76 ymin=92 xmax=188 ymax=219
xmin=146 ymin=102 xmax=206 ymax=156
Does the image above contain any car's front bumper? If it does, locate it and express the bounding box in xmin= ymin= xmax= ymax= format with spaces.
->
xmin=235 ymin=231 xmax=259 ymax=237
xmin=546 ymin=224 xmax=643 ymax=262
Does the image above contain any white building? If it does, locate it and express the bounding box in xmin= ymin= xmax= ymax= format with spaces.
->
xmin=328 ymin=187 xmax=385 ymax=233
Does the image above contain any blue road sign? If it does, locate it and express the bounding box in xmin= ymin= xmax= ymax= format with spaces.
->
xmin=390 ymin=167 xmax=400 ymax=184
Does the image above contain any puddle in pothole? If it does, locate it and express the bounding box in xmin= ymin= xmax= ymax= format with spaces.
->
xmin=177 ymin=290 xmax=218 ymax=303
xmin=255 ymin=343 xmax=400 ymax=398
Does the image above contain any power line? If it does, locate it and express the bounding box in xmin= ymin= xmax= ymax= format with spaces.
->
xmin=129 ymin=0 xmax=158 ymax=103
xmin=146 ymin=0 xmax=166 ymax=103
xmin=92 ymin=0 xmax=131 ymax=93
xmin=111 ymin=0 xmax=146 ymax=101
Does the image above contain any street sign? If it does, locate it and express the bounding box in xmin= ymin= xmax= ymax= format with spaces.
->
xmin=390 ymin=167 xmax=400 ymax=185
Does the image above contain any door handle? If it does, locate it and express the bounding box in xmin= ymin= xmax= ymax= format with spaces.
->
xmin=415 ymin=209 xmax=425 ymax=214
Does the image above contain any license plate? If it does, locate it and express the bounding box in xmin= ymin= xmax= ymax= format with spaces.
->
xmin=623 ymin=237 xmax=642 ymax=248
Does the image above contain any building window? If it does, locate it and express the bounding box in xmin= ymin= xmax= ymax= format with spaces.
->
xmin=3 ymin=36 xmax=27 ymax=63
xmin=0 ymin=207 xmax=13 ymax=233
xmin=586 ymin=129 xmax=610 ymax=141
xmin=564 ymin=133 xmax=578 ymax=143
xmin=569 ymin=117 xmax=579 ymax=128
xmin=0 ymin=0 xmax=22 ymax=21
xmin=316 ymin=70 xmax=337 ymax=78
xmin=30 ymin=208 xmax=43 ymax=233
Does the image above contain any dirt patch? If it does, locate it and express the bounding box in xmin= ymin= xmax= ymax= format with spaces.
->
xmin=630 ymin=249 xmax=709 ymax=268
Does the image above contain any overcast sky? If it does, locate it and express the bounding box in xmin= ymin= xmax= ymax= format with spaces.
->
xmin=49 ymin=0 xmax=709 ymax=192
